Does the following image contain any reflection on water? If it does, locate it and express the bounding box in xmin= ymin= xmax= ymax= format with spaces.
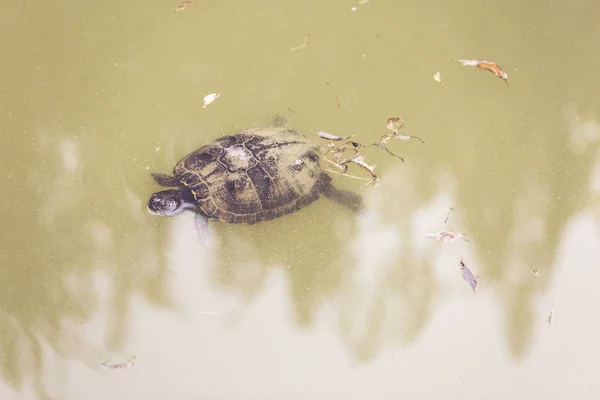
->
xmin=2 ymin=0 xmax=600 ymax=398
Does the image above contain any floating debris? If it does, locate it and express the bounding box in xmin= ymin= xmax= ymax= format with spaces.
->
xmin=349 ymin=155 xmax=379 ymax=184
xmin=454 ymin=58 xmax=509 ymax=84
xmin=433 ymin=71 xmax=447 ymax=87
xmin=424 ymin=229 xmax=470 ymax=243
xmin=369 ymin=117 xmax=425 ymax=162
xmin=444 ymin=207 xmax=455 ymax=224
xmin=195 ymin=310 xmax=220 ymax=316
xmin=202 ymin=93 xmax=220 ymax=108
xmin=102 ymin=356 xmax=136 ymax=370
xmin=326 ymin=81 xmax=341 ymax=107
xmin=531 ymin=269 xmax=541 ymax=277
xmin=173 ymin=1 xmax=194 ymax=13
xmin=548 ymin=302 xmax=556 ymax=325
xmin=291 ymin=34 xmax=310 ymax=51
xmin=319 ymin=137 xmax=378 ymax=186
xmin=316 ymin=131 xmax=353 ymax=141
xmin=459 ymin=259 xmax=478 ymax=293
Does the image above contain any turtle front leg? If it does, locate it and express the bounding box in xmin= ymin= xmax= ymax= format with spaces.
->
xmin=151 ymin=173 xmax=184 ymax=187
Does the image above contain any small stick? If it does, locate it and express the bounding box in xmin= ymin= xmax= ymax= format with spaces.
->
xmin=102 ymin=356 xmax=136 ymax=370
xmin=548 ymin=302 xmax=556 ymax=325
xmin=444 ymin=207 xmax=455 ymax=224
xmin=290 ymin=34 xmax=310 ymax=51
xmin=324 ymin=168 xmax=372 ymax=181
xmin=326 ymin=81 xmax=341 ymax=107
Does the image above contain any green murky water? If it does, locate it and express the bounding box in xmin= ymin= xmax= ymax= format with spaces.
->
xmin=2 ymin=0 xmax=600 ymax=398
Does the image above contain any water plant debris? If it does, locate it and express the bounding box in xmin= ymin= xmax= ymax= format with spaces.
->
xmin=424 ymin=229 xmax=470 ymax=243
xmin=454 ymin=58 xmax=509 ymax=84
xmin=316 ymin=131 xmax=353 ymax=141
xmin=459 ymin=259 xmax=478 ymax=293
xmin=102 ymin=356 xmax=136 ymax=370
xmin=173 ymin=1 xmax=194 ymax=13
xmin=202 ymin=93 xmax=220 ymax=108
xmin=326 ymin=81 xmax=341 ymax=107
xmin=291 ymin=34 xmax=310 ymax=51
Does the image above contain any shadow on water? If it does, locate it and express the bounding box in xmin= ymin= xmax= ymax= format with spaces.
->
xmin=210 ymin=195 xmax=360 ymax=328
xmin=0 ymin=131 xmax=173 ymax=398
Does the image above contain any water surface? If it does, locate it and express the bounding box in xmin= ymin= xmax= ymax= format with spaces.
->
xmin=1 ymin=0 xmax=600 ymax=399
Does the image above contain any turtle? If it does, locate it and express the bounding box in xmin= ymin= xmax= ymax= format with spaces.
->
xmin=147 ymin=118 xmax=363 ymax=238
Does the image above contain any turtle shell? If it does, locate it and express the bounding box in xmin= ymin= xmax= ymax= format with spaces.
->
xmin=173 ymin=127 xmax=331 ymax=224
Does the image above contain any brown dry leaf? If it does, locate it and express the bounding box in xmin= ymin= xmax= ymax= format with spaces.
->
xmin=454 ymin=58 xmax=509 ymax=84
xmin=386 ymin=117 xmax=405 ymax=134
xmin=173 ymin=1 xmax=194 ymax=13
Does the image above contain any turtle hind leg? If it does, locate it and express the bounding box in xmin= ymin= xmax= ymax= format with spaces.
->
xmin=322 ymin=184 xmax=364 ymax=213
xmin=152 ymin=173 xmax=182 ymax=187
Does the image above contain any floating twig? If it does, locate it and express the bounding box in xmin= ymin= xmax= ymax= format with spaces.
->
xmin=316 ymin=131 xmax=353 ymax=141
xmin=548 ymin=302 xmax=556 ymax=326
xmin=369 ymin=117 xmax=424 ymax=161
xmin=325 ymin=81 xmax=341 ymax=107
xmin=291 ymin=34 xmax=310 ymax=51
xmin=102 ymin=356 xmax=136 ymax=370
xmin=444 ymin=207 xmax=455 ymax=224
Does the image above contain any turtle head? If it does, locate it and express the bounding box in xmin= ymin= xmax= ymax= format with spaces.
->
xmin=147 ymin=189 xmax=196 ymax=217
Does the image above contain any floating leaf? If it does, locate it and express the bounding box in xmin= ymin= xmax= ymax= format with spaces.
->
xmin=173 ymin=1 xmax=194 ymax=13
xmin=433 ymin=71 xmax=442 ymax=83
xmin=202 ymin=93 xmax=220 ymax=108
xmin=316 ymin=131 xmax=353 ymax=141
xmin=454 ymin=58 xmax=509 ymax=84
xmin=424 ymin=229 xmax=470 ymax=243
xmin=459 ymin=259 xmax=478 ymax=293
